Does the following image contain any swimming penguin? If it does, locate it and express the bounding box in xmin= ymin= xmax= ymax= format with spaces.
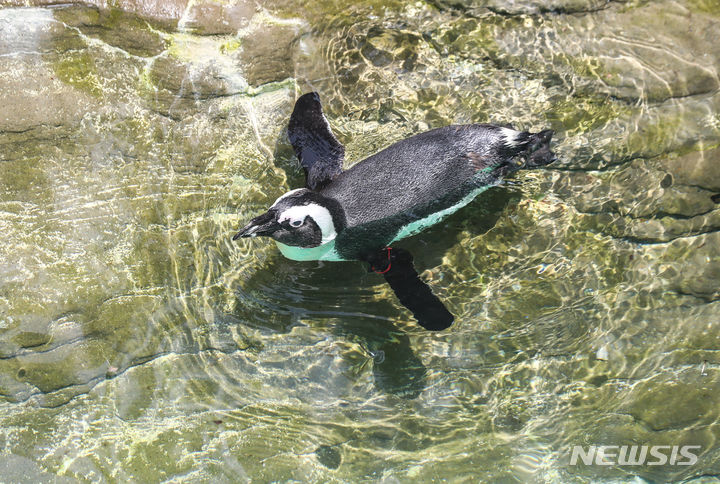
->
xmin=234 ymin=92 xmax=556 ymax=330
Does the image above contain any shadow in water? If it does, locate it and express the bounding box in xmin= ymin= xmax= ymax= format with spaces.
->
xmin=230 ymin=250 xmax=430 ymax=398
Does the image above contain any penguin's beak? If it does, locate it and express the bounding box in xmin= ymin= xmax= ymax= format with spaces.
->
xmin=232 ymin=211 xmax=278 ymax=240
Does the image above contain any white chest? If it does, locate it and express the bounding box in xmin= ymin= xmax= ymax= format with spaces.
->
xmin=275 ymin=240 xmax=345 ymax=261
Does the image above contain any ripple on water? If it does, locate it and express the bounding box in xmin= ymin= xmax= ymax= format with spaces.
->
xmin=0 ymin=0 xmax=719 ymax=482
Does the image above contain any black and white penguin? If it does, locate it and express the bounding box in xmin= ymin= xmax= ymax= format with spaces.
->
xmin=234 ymin=92 xmax=556 ymax=330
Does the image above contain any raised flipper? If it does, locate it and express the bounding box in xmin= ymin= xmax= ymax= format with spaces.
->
xmin=288 ymin=92 xmax=345 ymax=190
xmin=365 ymin=248 xmax=454 ymax=331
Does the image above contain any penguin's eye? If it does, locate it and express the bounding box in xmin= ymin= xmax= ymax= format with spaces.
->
xmin=290 ymin=219 xmax=304 ymax=228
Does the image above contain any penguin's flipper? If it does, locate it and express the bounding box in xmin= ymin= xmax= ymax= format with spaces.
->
xmin=288 ymin=92 xmax=345 ymax=191
xmin=365 ymin=248 xmax=454 ymax=331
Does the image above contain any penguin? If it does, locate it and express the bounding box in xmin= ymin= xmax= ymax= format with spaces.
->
xmin=234 ymin=92 xmax=557 ymax=330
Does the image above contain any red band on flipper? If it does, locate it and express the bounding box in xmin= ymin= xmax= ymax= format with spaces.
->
xmin=371 ymin=247 xmax=392 ymax=274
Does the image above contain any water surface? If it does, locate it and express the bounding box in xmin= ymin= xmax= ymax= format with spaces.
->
xmin=0 ymin=0 xmax=719 ymax=482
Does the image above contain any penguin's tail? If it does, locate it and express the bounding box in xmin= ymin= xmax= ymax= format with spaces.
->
xmin=522 ymin=129 xmax=557 ymax=168
xmin=501 ymin=127 xmax=557 ymax=168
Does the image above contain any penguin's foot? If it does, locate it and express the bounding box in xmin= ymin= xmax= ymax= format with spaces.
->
xmin=367 ymin=247 xmax=392 ymax=274
xmin=524 ymin=129 xmax=557 ymax=168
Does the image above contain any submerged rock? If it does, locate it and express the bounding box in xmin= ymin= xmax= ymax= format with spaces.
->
xmin=658 ymin=147 xmax=720 ymax=192
xmin=235 ymin=16 xmax=303 ymax=86
xmin=314 ymin=445 xmax=342 ymax=469
xmin=495 ymin=0 xmax=720 ymax=103
xmin=1 ymin=0 xmax=189 ymax=25
xmin=432 ymin=0 xmax=613 ymax=15
xmin=0 ymin=0 xmax=719 ymax=482
xmin=55 ymin=6 xmax=169 ymax=57
xmin=0 ymin=9 xmax=96 ymax=132
xmin=182 ymin=0 xmax=255 ymax=35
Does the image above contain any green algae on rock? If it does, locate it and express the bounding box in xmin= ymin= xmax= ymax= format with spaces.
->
xmin=0 ymin=0 xmax=720 ymax=482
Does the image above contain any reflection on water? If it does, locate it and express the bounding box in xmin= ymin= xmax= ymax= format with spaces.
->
xmin=0 ymin=0 xmax=719 ymax=481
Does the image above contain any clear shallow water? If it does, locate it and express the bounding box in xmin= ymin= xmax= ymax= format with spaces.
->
xmin=0 ymin=0 xmax=718 ymax=482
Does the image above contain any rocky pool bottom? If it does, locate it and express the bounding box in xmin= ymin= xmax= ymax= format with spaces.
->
xmin=0 ymin=0 xmax=719 ymax=481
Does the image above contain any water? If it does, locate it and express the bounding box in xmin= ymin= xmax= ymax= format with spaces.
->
xmin=0 ymin=0 xmax=718 ymax=482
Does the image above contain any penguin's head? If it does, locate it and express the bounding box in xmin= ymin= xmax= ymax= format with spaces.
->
xmin=233 ymin=189 xmax=346 ymax=248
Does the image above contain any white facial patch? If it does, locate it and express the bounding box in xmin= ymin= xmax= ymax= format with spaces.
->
xmin=500 ymin=127 xmax=521 ymax=147
xmin=278 ymin=203 xmax=337 ymax=244
xmin=271 ymin=188 xmax=308 ymax=208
